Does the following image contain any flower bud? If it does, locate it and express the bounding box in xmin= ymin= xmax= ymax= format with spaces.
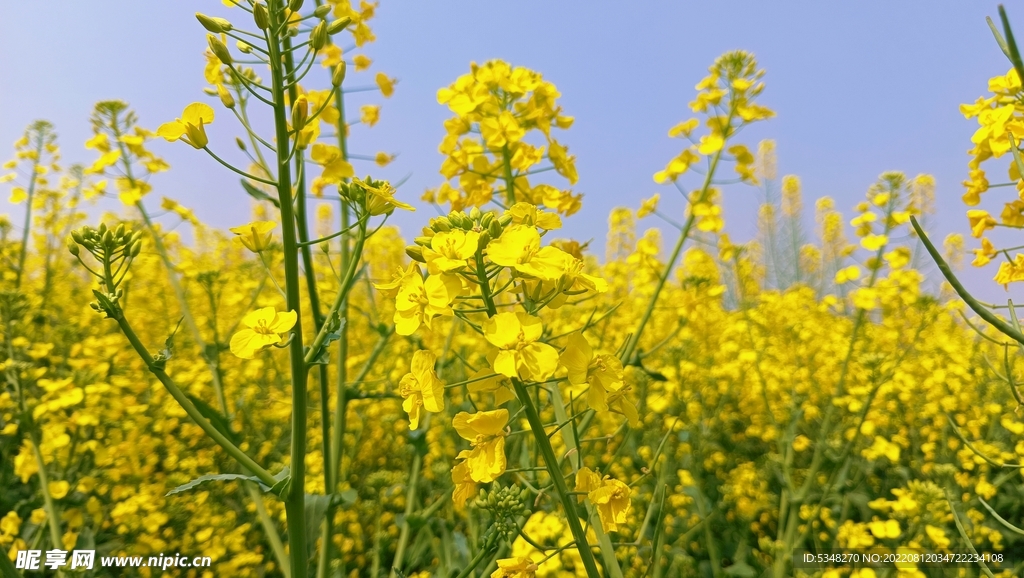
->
xmin=405 ymin=245 xmax=425 ymax=263
xmin=469 ymin=206 xmax=482 ymax=221
xmin=253 ymin=2 xmax=270 ymax=30
xmin=71 ymin=229 xmax=85 ymax=245
xmin=196 ymin=13 xmax=232 ymax=33
xmin=236 ymin=137 xmax=247 ymax=151
xmin=115 ymin=223 xmax=126 ymax=239
xmin=480 ymin=212 xmax=494 ymax=228
xmin=291 ymin=95 xmax=309 ymax=131
xmin=130 ymin=241 xmax=142 ymax=258
xmin=208 ymin=34 xmax=232 ymax=65
xmin=67 ymin=237 xmax=80 ymax=256
xmin=101 ymin=230 xmax=113 ymax=247
xmin=314 ymin=5 xmax=331 ymax=18
xmin=131 ymin=230 xmax=144 ymax=244
xmin=498 ymin=214 xmax=513 ymax=227
xmin=477 ymin=230 xmax=491 ymax=249
xmin=288 ymin=0 xmax=304 ymax=12
xmin=331 ymin=61 xmax=347 ymax=87
xmin=238 ymin=41 xmax=253 ymax=54
xmin=430 ymin=217 xmax=452 ymax=232
xmin=326 ymin=17 xmax=352 ymax=35
xmin=217 ymin=84 xmax=236 ymax=109
xmin=310 ymin=21 xmax=328 ymax=51
xmin=488 ymin=219 xmax=503 ymax=239
xmin=414 ymin=236 xmax=433 ymax=247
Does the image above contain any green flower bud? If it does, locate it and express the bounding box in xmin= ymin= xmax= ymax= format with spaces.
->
xmin=431 ymin=217 xmax=452 ymax=233
xmin=115 ymin=223 xmax=126 ymax=239
xmin=288 ymin=0 xmax=304 ymax=12
xmin=208 ymin=34 xmax=232 ymax=65
xmin=98 ymin=223 xmax=108 ymax=235
xmin=405 ymin=245 xmax=425 ymax=263
xmin=331 ymin=61 xmax=347 ymax=87
xmin=101 ymin=230 xmax=113 ymax=247
xmin=447 ymin=212 xmax=466 ymax=229
xmin=67 ymin=237 xmax=80 ymax=257
xmin=314 ymin=4 xmax=331 ymax=18
xmin=488 ymin=219 xmax=502 ymax=239
xmin=311 ymin=21 xmax=328 ymax=51
xmin=236 ymin=137 xmax=247 ymax=151
xmin=237 ymin=41 xmax=253 ymax=54
xmin=414 ymin=236 xmax=433 ymax=247
xmin=291 ymin=95 xmax=309 ymax=131
xmin=217 ymin=84 xmax=236 ymax=109
xmin=498 ymin=214 xmax=513 ymax=227
xmin=196 ymin=13 xmax=232 ymax=33
xmin=480 ymin=212 xmax=495 ymax=228
xmin=130 ymin=241 xmax=143 ymax=258
xmin=477 ymin=230 xmax=491 ymax=250
xmin=469 ymin=206 xmax=482 ymax=221
xmin=253 ymin=2 xmax=270 ymax=30
xmin=326 ymin=17 xmax=352 ymax=35
xmin=71 ymin=229 xmax=85 ymax=245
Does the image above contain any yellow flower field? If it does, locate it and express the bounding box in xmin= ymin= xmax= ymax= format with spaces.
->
xmin=4 ymin=2 xmax=1024 ymax=577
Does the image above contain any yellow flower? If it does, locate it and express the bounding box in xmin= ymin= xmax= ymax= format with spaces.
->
xmin=48 ymin=480 xmax=70 ymax=500
xmin=574 ymin=467 xmax=631 ymax=533
xmin=868 ymin=518 xmax=901 ymax=539
xmin=860 ymin=234 xmax=888 ymax=252
xmin=453 ymin=409 xmax=509 ymax=482
xmin=157 ymin=103 xmax=214 ymax=149
xmin=354 ymin=177 xmax=415 ymax=214
xmin=637 ymin=194 xmax=660 ymax=218
xmin=398 ymin=350 xmax=445 ymax=430
xmin=422 ymin=229 xmax=480 ymax=274
xmin=967 ymin=209 xmax=998 ymax=238
xmin=229 ymin=307 xmax=297 ymax=359
xmin=483 ymin=312 xmax=559 ymax=381
xmin=487 ymin=225 xmax=570 ymax=281
xmin=376 ymin=72 xmax=396 ymax=97
xmin=361 ymin=104 xmax=380 ymax=127
xmin=993 ymin=254 xmax=1024 ymax=288
xmin=451 ymin=461 xmax=477 ymax=509
xmin=972 ymin=237 xmax=997 ymax=267
xmin=390 ymin=265 xmax=461 ymax=336
xmin=491 ymin=557 xmax=538 ymax=578
xmin=507 ymin=202 xmax=561 ymax=231
xmin=559 ymin=331 xmax=638 ymax=426
xmin=229 ymin=221 xmax=276 ymax=253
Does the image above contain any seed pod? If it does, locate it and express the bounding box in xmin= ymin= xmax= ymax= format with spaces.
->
xmin=326 ymin=17 xmax=352 ymax=35
xmin=253 ymin=2 xmax=270 ymax=30
xmin=288 ymin=0 xmax=304 ymax=12
xmin=405 ymin=245 xmax=425 ymax=263
xmin=314 ymin=4 xmax=331 ymax=18
xmin=331 ymin=61 xmax=347 ymax=87
xmin=310 ymin=21 xmax=328 ymax=51
xmin=217 ymin=84 xmax=236 ymax=109
xmin=67 ymin=237 xmax=80 ymax=257
xmin=196 ymin=13 xmax=232 ymax=33
xmin=208 ymin=34 xmax=232 ymax=65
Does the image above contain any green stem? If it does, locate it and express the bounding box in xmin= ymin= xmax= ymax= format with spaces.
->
xmin=511 ymin=378 xmax=602 ymax=578
xmin=267 ymin=5 xmax=311 ymax=576
xmin=14 ymin=134 xmax=44 ymax=290
xmin=387 ymin=451 xmax=422 ymax=578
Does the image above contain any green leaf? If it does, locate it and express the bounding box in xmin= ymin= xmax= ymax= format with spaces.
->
xmin=166 ymin=473 xmax=260 ymax=496
xmin=304 ymin=493 xmax=332 ymax=559
xmin=337 ymin=488 xmax=358 ymax=505
xmin=1000 ymin=6 xmax=1024 ymax=88
xmin=186 ymin=393 xmax=241 ymax=446
xmin=241 ymin=179 xmax=280 ymax=208
xmin=265 ymin=467 xmax=291 ymax=498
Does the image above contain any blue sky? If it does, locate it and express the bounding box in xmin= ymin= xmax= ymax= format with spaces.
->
xmin=1 ymin=1 xmax=1020 ymax=301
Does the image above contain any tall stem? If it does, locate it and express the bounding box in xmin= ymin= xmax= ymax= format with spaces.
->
xmin=14 ymin=131 xmax=45 ymax=289
xmin=267 ymin=4 xmax=310 ymax=577
xmin=511 ymin=377 xmax=602 ymax=578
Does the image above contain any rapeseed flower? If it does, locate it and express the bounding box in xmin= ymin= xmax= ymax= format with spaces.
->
xmin=229 ymin=307 xmax=297 ymax=359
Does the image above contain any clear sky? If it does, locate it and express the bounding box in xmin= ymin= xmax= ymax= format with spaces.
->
xmin=1 ymin=1 xmax=1020 ymax=302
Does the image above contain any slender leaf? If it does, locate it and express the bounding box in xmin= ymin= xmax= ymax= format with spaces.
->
xmin=166 ymin=473 xmax=260 ymax=496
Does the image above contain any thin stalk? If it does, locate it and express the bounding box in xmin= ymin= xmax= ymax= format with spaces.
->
xmin=511 ymin=377 xmax=602 ymax=578
xmin=14 ymin=132 xmax=44 ymax=290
